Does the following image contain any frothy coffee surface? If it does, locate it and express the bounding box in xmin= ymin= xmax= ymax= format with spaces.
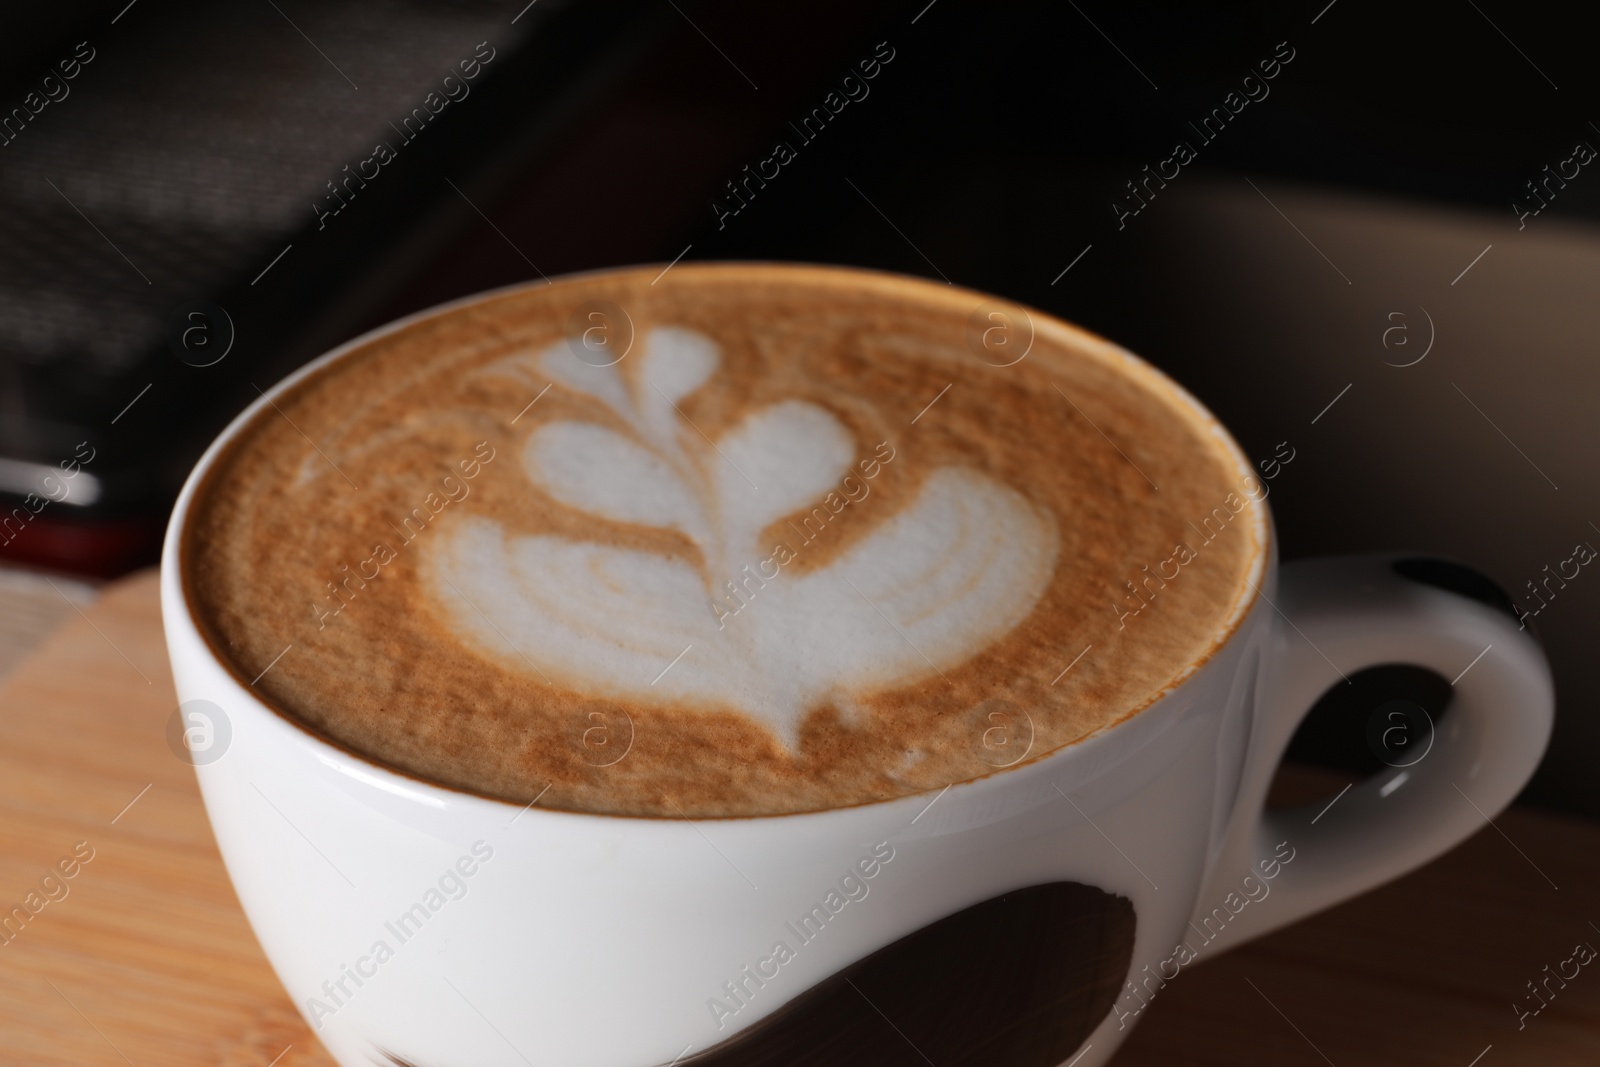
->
xmin=184 ymin=265 xmax=1264 ymax=816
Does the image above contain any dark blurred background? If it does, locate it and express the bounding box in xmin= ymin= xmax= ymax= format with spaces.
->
xmin=2 ymin=0 xmax=1595 ymax=814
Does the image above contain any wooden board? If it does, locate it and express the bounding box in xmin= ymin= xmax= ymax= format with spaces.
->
xmin=1 ymin=569 xmax=1596 ymax=1066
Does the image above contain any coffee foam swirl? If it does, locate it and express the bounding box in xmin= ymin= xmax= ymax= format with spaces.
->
xmin=432 ymin=326 xmax=1058 ymax=747
xmin=182 ymin=265 xmax=1264 ymax=817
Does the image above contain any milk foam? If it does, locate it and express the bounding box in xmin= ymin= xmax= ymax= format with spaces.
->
xmin=430 ymin=327 xmax=1059 ymax=747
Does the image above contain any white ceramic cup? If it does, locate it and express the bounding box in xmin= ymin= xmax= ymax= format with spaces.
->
xmin=161 ymin=273 xmax=1553 ymax=1067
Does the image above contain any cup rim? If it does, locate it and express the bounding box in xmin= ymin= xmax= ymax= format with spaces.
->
xmin=162 ymin=260 xmax=1272 ymax=822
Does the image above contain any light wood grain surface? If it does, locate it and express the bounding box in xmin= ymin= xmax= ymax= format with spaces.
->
xmin=0 ymin=566 xmax=97 ymax=681
xmin=0 ymin=569 xmax=1595 ymax=1066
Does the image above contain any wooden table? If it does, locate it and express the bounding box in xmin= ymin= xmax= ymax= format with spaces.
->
xmin=2 ymin=570 xmax=1596 ymax=1066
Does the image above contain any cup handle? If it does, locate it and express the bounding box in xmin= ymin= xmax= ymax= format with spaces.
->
xmin=1192 ymin=554 xmax=1554 ymax=946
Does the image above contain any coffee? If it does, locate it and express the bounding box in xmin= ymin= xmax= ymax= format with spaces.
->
xmin=184 ymin=265 xmax=1264 ymax=816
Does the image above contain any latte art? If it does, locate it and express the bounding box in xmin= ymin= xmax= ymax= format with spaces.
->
xmin=183 ymin=265 xmax=1264 ymax=816
xmin=431 ymin=327 xmax=1059 ymax=747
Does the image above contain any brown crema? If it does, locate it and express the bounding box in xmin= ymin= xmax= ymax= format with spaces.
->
xmin=183 ymin=264 xmax=1264 ymax=817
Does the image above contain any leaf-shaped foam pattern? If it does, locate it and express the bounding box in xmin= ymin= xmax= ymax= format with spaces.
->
xmin=715 ymin=468 xmax=1056 ymax=711
xmin=811 ymin=468 xmax=1058 ymax=677
xmin=536 ymin=340 xmax=631 ymax=419
xmin=429 ymin=327 xmax=1061 ymax=750
xmin=716 ymin=401 xmax=854 ymax=546
xmin=431 ymin=471 xmax=1056 ymax=748
xmin=433 ymin=519 xmax=727 ymax=690
xmin=636 ymin=327 xmax=721 ymax=450
xmin=522 ymin=421 xmax=705 ymax=539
